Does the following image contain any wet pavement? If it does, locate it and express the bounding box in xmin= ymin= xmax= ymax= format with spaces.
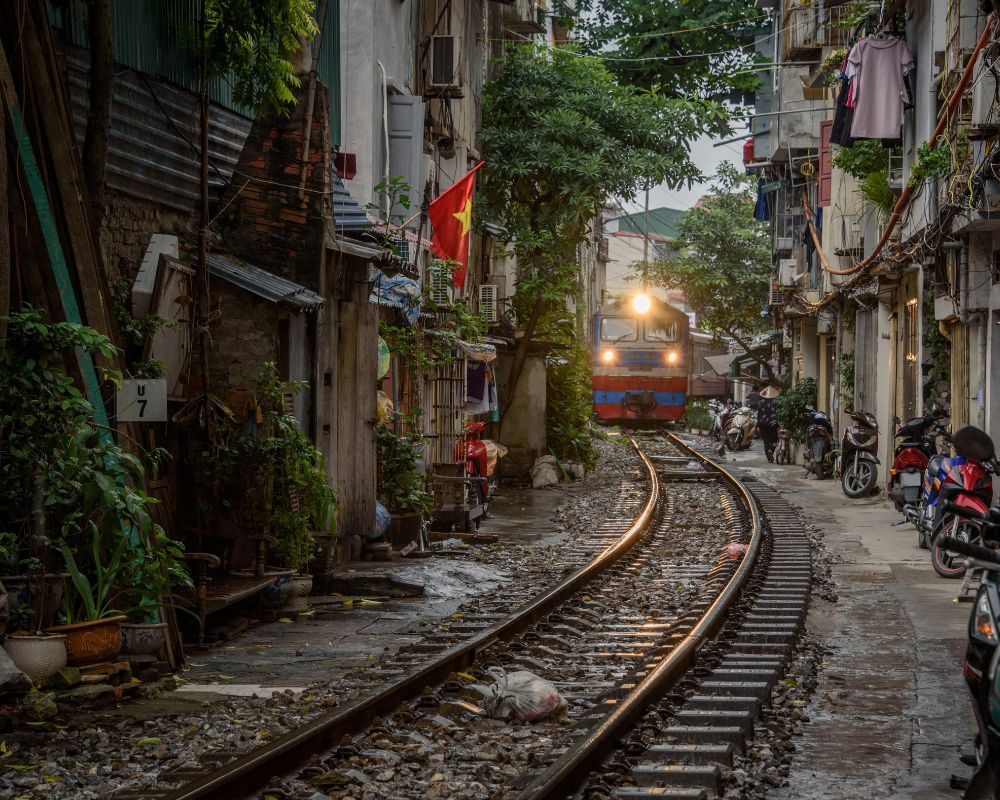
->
xmin=710 ymin=437 xmax=974 ymax=800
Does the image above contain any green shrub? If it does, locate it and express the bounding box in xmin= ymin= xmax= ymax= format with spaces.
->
xmin=682 ymin=399 xmax=714 ymax=430
xmin=774 ymin=378 xmax=817 ymax=443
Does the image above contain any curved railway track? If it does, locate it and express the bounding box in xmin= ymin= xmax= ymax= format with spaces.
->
xmin=127 ymin=434 xmax=810 ymax=800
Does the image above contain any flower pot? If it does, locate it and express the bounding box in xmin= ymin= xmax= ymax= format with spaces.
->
xmin=45 ymin=615 xmax=126 ymax=666
xmin=120 ymin=622 xmax=169 ymax=657
xmin=1 ymin=574 xmax=68 ymax=629
xmin=4 ymin=633 xmax=67 ymax=679
xmin=283 ymin=574 xmax=313 ymax=613
xmin=231 ymin=568 xmax=295 ymax=611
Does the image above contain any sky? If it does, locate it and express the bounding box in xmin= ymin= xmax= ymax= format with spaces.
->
xmin=618 ymin=131 xmax=748 ymax=214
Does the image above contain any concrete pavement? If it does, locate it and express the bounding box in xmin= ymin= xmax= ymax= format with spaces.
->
xmin=716 ymin=439 xmax=975 ymax=799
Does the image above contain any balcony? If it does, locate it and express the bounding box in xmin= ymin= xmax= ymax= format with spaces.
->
xmin=782 ymin=1 xmax=850 ymax=62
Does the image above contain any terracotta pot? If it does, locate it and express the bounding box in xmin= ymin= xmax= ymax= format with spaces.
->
xmin=45 ymin=615 xmax=126 ymax=666
xmin=283 ymin=574 xmax=313 ymax=613
xmin=120 ymin=622 xmax=169 ymax=657
xmin=4 ymin=633 xmax=67 ymax=679
xmin=1 ymin=574 xmax=68 ymax=629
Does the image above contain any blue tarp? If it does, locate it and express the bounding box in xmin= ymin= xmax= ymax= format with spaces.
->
xmin=369 ymin=268 xmax=421 ymax=325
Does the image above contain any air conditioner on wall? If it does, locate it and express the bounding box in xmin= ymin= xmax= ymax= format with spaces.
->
xmin=478 ymin=284 xmax=499 ymax=323
xmin=778 ymin=258 xmax=801 ymax=286
xmin=430 ymin=36 xmax=459 ymax=89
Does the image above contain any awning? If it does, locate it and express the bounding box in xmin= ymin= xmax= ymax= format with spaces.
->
xmin=330 ymin=236 xmax=385 ymax=261
xmin=459 ymin=341 xmax=497 ymax=363
xmin=705 ymin=352 xmax=744 ymax=376
xmin=207 ymin=254 xmax=324 ymax=310
xmin=331 ymin=166 xmax=371 ymax=232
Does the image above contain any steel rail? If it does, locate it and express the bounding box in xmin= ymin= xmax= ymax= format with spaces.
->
xmin=156 ymin=437 xmax=660 ymax=800
xmin=511 ymin=432 xmax=763 ymax=800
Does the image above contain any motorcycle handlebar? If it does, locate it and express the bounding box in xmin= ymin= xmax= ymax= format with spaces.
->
xmin=937 ymin=536 xmax=1000 ymax=565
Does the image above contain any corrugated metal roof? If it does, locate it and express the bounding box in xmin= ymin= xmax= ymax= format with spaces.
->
xmin=332 ymin=166 xmax=372 ymax=232
xmin=64 ymin=48 xmax=251 ymax=212
xmin=208 ymin=254 xmax=325 ymax=310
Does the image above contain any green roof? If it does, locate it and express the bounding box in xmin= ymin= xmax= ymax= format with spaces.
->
xmin=611 ymin=207 xmax=687 ymax=239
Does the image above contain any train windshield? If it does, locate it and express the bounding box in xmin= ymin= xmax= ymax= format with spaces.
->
xmin=645 ymin=321 xmax=679 ymax=342
xmin=601 ymin=317 xmax=637 ymax=342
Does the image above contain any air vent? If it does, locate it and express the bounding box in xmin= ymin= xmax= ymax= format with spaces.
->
xmin=428 ymin=264 xmax=453 ymax=305
xmin=479 ymin=284 xmax=498 ymax=323
xmin=430 ymin=36 xmax=459 ymax=88
xmin=390 ymin=232 xmax=412 ymax=265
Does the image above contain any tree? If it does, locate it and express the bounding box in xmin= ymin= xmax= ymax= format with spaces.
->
xmin=644 ymin=163 xmax=776 ymax=383
xmin=572 ymin=0 xmax=763 ymax=105
xmin=82 ymin=0 xmax=113 ymax=223
xmin=481 ymin=44 xmax=729 ymax=431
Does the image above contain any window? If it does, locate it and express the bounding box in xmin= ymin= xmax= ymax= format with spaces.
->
xmin=601 ymin=317 xmax=637 ymax=342
xmin=645 ymin=321 xmax=679 ymax=342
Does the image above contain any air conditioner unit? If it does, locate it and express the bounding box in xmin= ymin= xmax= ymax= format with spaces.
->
xmin=428 ymin=264 xmax=453 ymax=304
xmin=973 ymin=60 xmax=998 ymax=127
xmin=478 ymin=284 xmax=499 ymax=323
xmin=430 ymin=36 xmax=459 ymax=88
xmin=778 ymin=258 xmax=801 ymax=286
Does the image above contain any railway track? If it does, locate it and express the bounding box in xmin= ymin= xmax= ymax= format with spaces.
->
xmin=126 ymin=434 xmax=810 ymax=800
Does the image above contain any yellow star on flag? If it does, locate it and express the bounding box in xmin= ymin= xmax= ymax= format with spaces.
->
xmin=452 ymin=198 xmax=473 ymax=235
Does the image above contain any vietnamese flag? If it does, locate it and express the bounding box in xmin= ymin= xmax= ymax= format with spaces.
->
xmin=428 ymin=161 xmax=484 ymax=289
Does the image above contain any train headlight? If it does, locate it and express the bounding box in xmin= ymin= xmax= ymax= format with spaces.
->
xmin=601 ymin=349 xmax=616 ymax=363
xmin=631 ymin=294 xmax=652 ymax=314
xmin=665 ymin=351 xmax=679 ymax=364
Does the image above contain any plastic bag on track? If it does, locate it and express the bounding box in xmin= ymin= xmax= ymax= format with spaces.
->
xmin=480 ymin=667 xmax=568 ymax=722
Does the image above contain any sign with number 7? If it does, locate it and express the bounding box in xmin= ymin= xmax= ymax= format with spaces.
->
xmin=115 ymin=379 xmax=168 ymax=422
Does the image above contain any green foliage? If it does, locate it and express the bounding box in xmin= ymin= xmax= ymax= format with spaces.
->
xmin=573 ymin=0 xmax=765 ymax=100
xmin=375 ymin=423 xmax=432 ymax=515
xmin=201 ymin=0 xmax=319 ymax=113
xmin=838 ymin=352 xmax=855 ymax=415
xmin=546 ymin=341 xmax=598 ymax=470
xmin=195 ymin=364 xmax=337 ymax=572
xmin=645 ymin=164 xmax=773 ymax=378
xmin=909 ymin=139 xmax=957 ymax=186
xmin=858 ymin=171 xmax=897 ymax=214
xmin=832 ymin=140 xmax=889 ymax=180
xmin=682 ymin=399 xmax=714 ymax=431
xmin=109 ymin=276 xmax=174 ymax=379
xmin=819 ymin=49 xmax=848 ymax=86
xmin=924 ymin=294 xmax=951 ymax=407
xmin=0 ymin=309 xmax=190 ymax=625
xmin=482 ymin=44 xmax=728 ymax=356
xmin=773 ymin=378 xmax=817 ymax=443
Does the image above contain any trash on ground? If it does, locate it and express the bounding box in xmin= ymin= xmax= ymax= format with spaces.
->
xmin=479 ymin=667 xmax=568 ymax=722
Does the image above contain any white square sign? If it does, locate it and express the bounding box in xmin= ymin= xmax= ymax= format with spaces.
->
xmin=116 ymin=379 xmax=168 ymax=422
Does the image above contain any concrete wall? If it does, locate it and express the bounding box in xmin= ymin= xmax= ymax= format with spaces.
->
xmin=496 ymin=353 xmax=546 ymax=480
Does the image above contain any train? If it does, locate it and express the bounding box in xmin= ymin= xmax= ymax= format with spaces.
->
xmin=592 ymin=295 xmax=691 ymax=423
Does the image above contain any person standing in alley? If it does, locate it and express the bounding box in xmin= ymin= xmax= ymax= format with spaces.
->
xmin=756 ymin=385 xmax=780 ymax=462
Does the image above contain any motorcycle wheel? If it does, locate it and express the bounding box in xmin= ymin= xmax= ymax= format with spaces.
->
xmin=931 ymin=515 xmax=973 ymax=579
xmin=842 ymin=459 xmax=876 ymax=498
xmin=726 ymin=432 xmax=740 ymax=451
xmin=812 ymin=441 xmax=827 ymax=480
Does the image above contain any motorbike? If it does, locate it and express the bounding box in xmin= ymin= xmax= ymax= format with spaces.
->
xmin=936 ymin=515 xmax=1000 ymax=797
xmin=803 ymin=408 xmax=834 ymax=480
xmin=910 ymin=426 xmax=997 ymax=578
xmin=840 ymin=410 xmax=879 ymax=498
xmin=458 ymin=421 xmax=506 ymax=519
xmin=889 ymin=410 xmax=947 ymax=513
xmin=725 ymin=405 xmax=757 ymax=451
xmin=709 ymin=399 xmax=736 ymax=441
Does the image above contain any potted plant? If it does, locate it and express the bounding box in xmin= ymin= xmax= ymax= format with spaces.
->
xmin=376 ymin=424 xmax=433 ymax=547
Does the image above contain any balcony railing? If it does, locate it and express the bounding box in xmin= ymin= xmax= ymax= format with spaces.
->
xmin=782 ymin=1 xmax=850 ymax=62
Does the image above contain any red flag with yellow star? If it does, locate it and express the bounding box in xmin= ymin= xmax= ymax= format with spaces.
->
xmin=428 ymin=162 xmax=484 ymax=289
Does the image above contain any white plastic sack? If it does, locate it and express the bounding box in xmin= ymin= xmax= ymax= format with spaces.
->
xmin=481 ymin=667 xmax=568 ymax=722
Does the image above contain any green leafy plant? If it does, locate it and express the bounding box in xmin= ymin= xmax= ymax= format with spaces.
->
xmin=909 ymin=139 xmax=956 ymax=187
xmin=774 ymin=377 xmax=818 ymax=443
xmin=682 ymin=399 xmax=714 ymax=431
xmin=375 ymin=423 xmax=433 ymax=515
xmin=546 ymin=338 xmax=598 ymax=470
xmin=858 ymin=171 xmax=897 ymax=214
xmin=832 ymin=140 xmax=889 ymax=180
xmin=838 ymin=352 xmax=855 ymax=415
xmin=59 ymin=535 xmax=130 ymax=623
xmin=109 ymin=276 xmax=176 ymax=379
xmin=819 ymin=48 xmax=848 ymax=86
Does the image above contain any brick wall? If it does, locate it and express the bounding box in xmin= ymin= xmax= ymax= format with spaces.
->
xmin=98 ymin=190 xmax=194 ymax=282
xmin=206 ymin=280 xmax=283 ymax=398
xmin=213 ymin=83 xmax=332 ymax=290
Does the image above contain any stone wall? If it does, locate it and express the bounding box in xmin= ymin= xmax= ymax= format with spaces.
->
xmin=206 ymin=280 xmax=283 ymax=399
xmin=496 ymin=354 xmax=547 ymax=481
xmin=98 ymin=190 xmax=194 ymax=282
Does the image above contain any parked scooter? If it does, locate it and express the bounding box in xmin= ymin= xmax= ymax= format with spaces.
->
xmin=709 ymin=399 xmax=736 ymax=441
xmin=725 ymin=406 xmax=757 ymax=451
xmin=840 ymin=410 xmax=879 ymax=498
xmin=773 ymin=426 xmax=792 ymax=465
xmin=459 ymin=421 xmax=506 ymax=519
xmin=803 ymin=408 xmax=834 ymax=480
xmin=935 ymin=514 xmax=1000 ymax=797
xmin=908 ymin=426 xmax=997 ymax=577
xmin=889 ymin=410 xmax=946 ymax=513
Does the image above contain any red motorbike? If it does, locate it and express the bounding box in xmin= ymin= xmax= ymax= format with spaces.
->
xmin=459 ymin=421 xmax=504 ymax=514
xmin=888 ymin=410 xmax=946 ymax=513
